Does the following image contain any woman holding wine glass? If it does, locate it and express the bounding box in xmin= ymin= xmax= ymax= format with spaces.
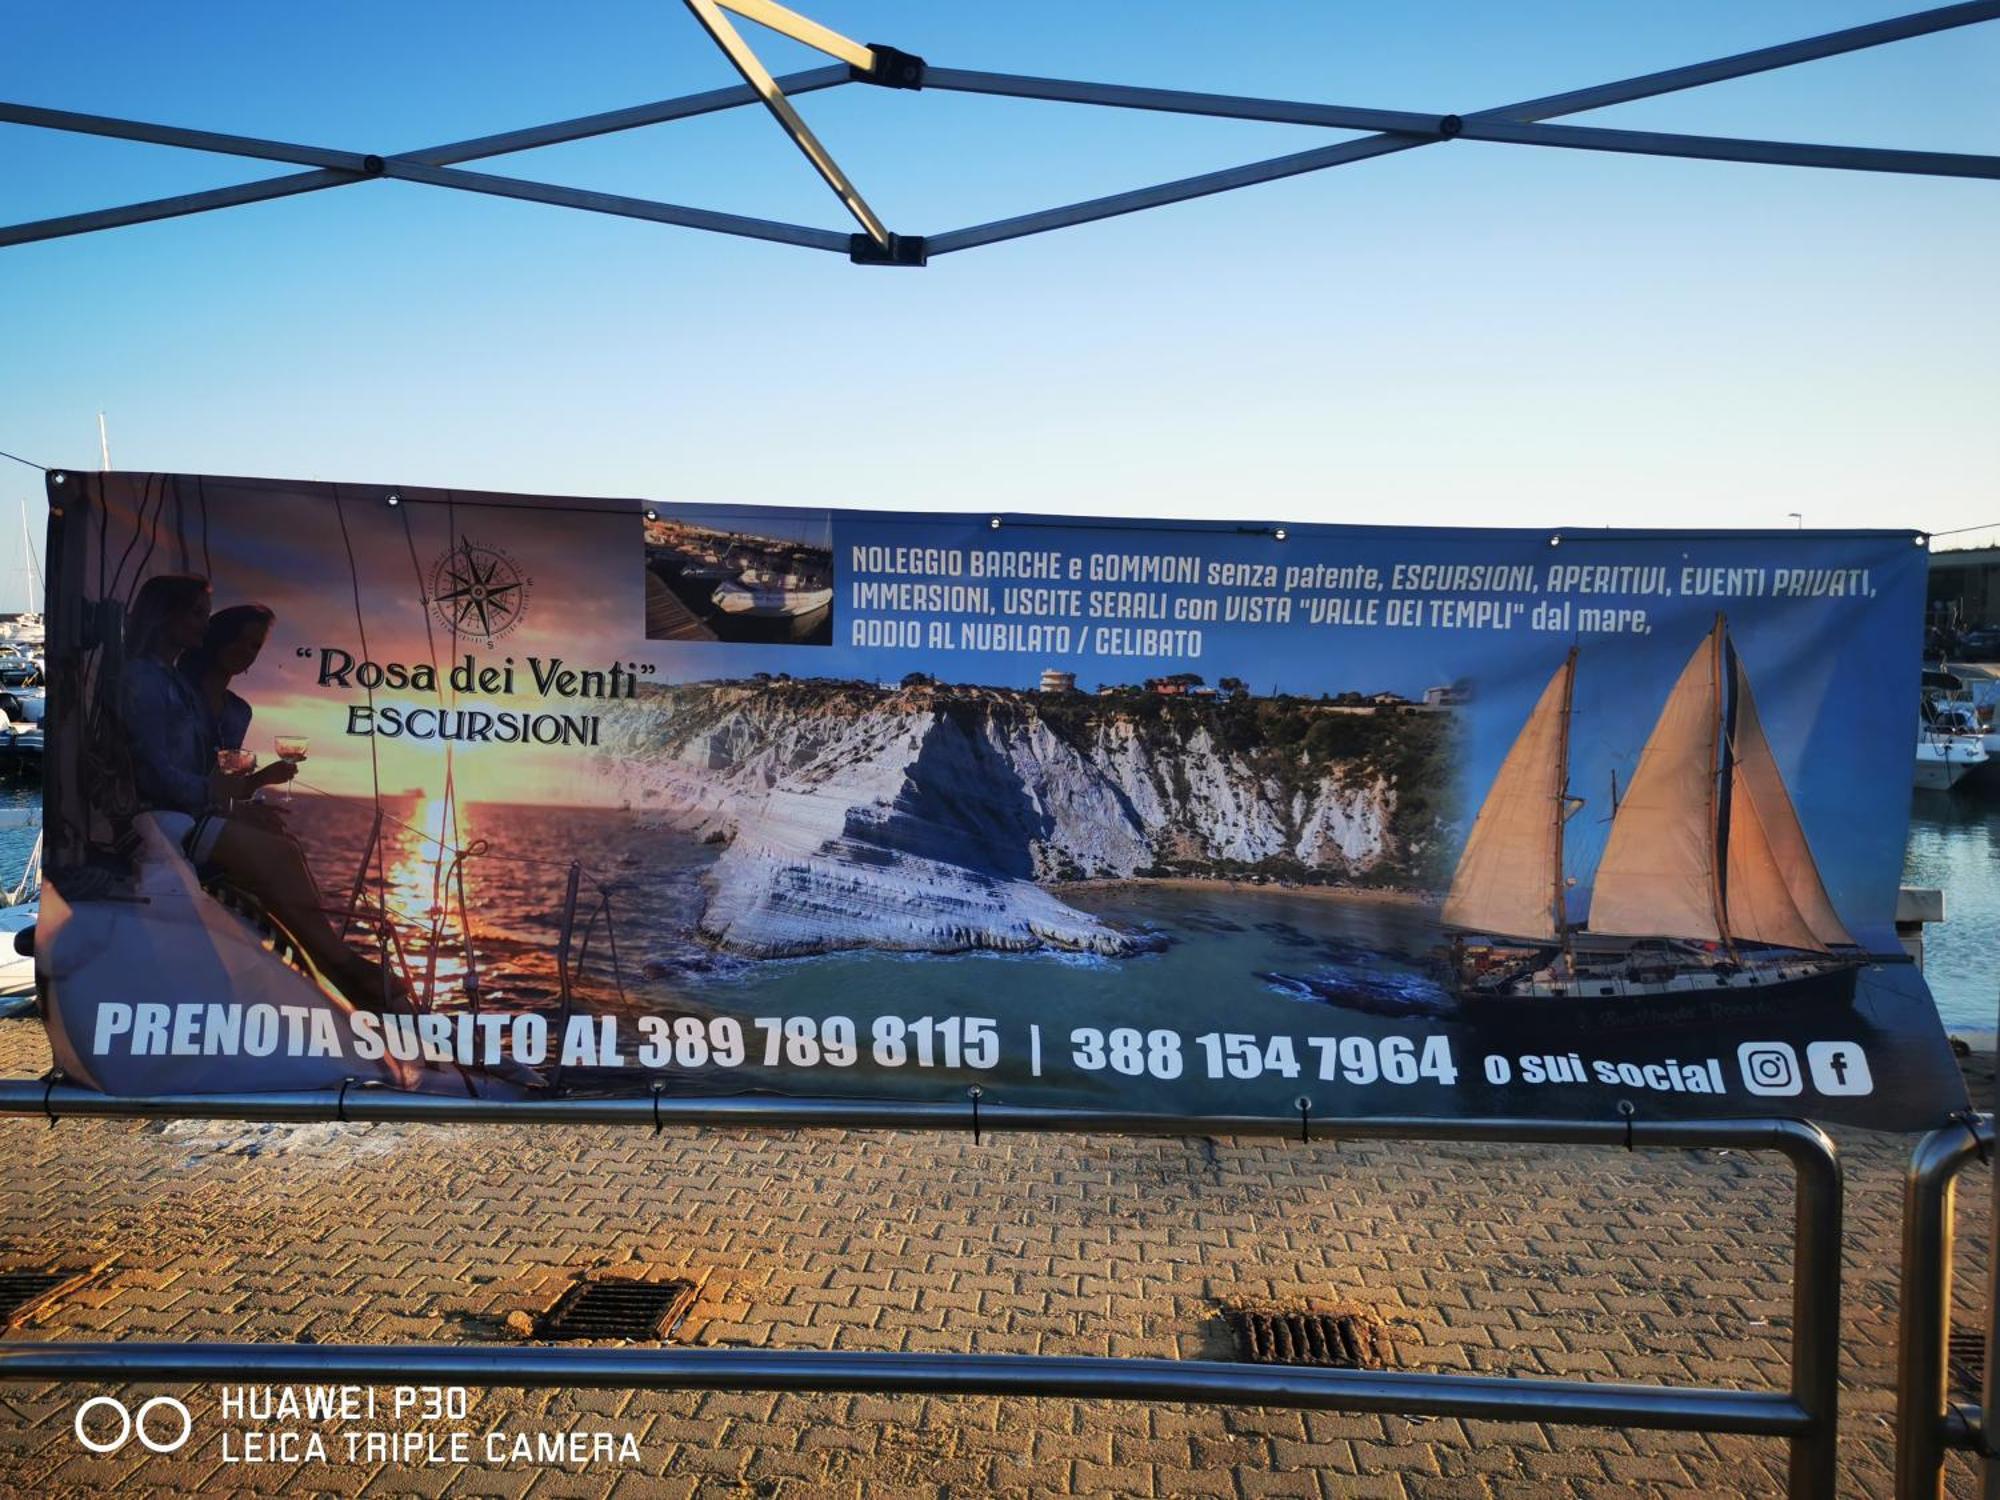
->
xmin=121 ymin=576 xmax=406 ymax=1013
xmin=180 ymin=603 xmax=302 ymax=811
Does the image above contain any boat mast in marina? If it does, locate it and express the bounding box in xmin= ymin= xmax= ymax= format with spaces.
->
xmin=17 ymin=500 xmax=38 ymax=617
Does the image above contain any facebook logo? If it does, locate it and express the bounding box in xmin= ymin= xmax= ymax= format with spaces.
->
xmin=1806 ymin=1042 xmax=1874 ymax=1096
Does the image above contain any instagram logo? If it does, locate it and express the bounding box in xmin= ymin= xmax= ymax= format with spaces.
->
xmin=1737 ymin=1042 xmax=1803 ymax=1096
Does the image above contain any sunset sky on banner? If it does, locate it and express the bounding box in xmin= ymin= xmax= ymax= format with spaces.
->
xmin=1 ymin=0 xmax=1996 ymax=613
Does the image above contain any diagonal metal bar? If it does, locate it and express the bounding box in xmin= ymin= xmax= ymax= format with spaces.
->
xmin=920 ymin=68 xmax=1442 ymax=136
xmin=713 ymin=0 xmax=875 ymax=72
xmin=1463 ymin=118 xmax=2000 ymax=182
xmin=2 ymin=2 xmax=1996 ymax=260
xmin=0 ymin=101 xmax=373 ymax=172
xmin=1493 ymin=0 xmax=2000 ymax=121
xmin=922 ymin=66 xmax=2000 ymax=188
xmin=0 ymin=170 xmax=358 ymax=249
xmin=926 ymin=135 xmax=1423 ymax=256
xmin=927 ymin=0 xmax=2000 ymax=256
xmin=683 ymin=0 xmax=890 ymax=246
xmin=381 ymin=159 xmax=851 ymax=250
xmin=398 ymin=64 xmax=852 ymax=166
xmin=0 ymin=66 xmax=852 ymax=250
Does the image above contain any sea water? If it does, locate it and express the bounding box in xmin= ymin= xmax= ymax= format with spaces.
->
xmin=1904 ymin=793 xmax=2000 ymax=1034
xmin=286 ymin=792 xmax=1992 ymax=1036
xmin=285 ymin=797 xmax=1447 ymax=1024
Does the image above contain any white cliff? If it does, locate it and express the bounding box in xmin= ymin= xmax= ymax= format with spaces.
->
xmin=604 ymin=683 xmax=1446 ymax=958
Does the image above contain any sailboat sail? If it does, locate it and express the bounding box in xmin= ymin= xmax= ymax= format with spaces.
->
xmin=1442 ymin=651 xmax=1575 ymax=943
xmin=1589 ymin=624 xmax=1725 ymax=942
xmin=1590 ymin=617 xmax=1851 ymax=951
xmin=1722 ymin=644 xmax=1854 ymax=949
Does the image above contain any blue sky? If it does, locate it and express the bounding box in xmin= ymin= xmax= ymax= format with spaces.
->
xmin=3 ymin=1 xmax=1997 ymax=613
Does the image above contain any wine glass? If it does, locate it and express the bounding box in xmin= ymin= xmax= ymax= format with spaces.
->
xmin=272 ymin=735 xmax=309 ymax=804
xmin=216 ymin=747 xmax=254 ymax=804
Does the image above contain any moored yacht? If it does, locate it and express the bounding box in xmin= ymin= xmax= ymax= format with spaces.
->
xmin=1916 ymin=695 xmax=1988 ymax=791
xmin=712 ymin=566 xmax=834 ymax=618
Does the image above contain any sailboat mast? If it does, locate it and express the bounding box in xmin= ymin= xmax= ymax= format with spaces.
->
xmin=17 ymin=500 xmax=35 ymax=616
xmin=1707 ymin=614 xmax=1735 ymax=954
xmin=1553 ymin=645 xmax=1578 ymax=946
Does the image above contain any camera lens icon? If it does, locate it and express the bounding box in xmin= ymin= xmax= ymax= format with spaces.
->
xmin=1738 ymin=1042 xmax=1803 ymax=1096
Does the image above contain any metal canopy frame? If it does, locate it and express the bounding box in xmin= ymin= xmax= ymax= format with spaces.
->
xmin=2 ymin=1 xmax=1995 ymax=265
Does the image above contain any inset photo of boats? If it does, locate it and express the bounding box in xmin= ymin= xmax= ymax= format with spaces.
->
xmin=643 ymin=507 xmax=834 ymax=645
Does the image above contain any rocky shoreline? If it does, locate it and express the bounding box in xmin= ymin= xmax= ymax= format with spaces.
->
xmin=607 ymin=678 xmax=1454 ymax=960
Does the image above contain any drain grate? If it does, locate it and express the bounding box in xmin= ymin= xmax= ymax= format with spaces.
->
xmin=1222 ymin=1306 xmax=1374 ymax=1368
xmin=0 ymin=1270 xmax=93 ymax=1328
xmin=536 ymin=1278 xmax=696 ymax=1342
xmin=1949 ymin=1331 xmax=1985 ymax=1393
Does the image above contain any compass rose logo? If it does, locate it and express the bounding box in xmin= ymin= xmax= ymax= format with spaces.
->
xmin=428 ymin=538 xmax=532 ymax=645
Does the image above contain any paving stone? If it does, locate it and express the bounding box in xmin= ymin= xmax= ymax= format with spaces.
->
xmin=0 ymin=1024 xmax=1987 ymax=1497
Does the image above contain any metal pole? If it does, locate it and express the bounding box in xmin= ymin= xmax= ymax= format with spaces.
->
xmin=919 ymin=68 xmax=1441 ymax=135
xmin=0 ymin=1099 xmax=1839 ymax=1492
xmin=378 ymin=161 xmax=853 ymax=253
xmin=1786 ymin=1121 xmax=1845 ymax=1500
xmin=1986 ymin=1020 xmax=2000 ymax=1500
xmin=0 ymin=1088 xmax=1837 ymax=1156
xmin=927 ymin=0 xmax=2000 ymax=257
xmin=0 ymin=67 xmax=853 ymax=250
xmin=0 ymin=1341 xmax=1813 ymax=1433
xmin=919 ymin=69 xmax=2000 ymax=184
xmin=683 ymin=0 xmax=891 ymax=247
xmin=1896 ymin=1117 xmax=1992 ymax=1498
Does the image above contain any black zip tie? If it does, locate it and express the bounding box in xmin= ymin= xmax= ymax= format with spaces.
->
xmin=967 ymin=1085 xmax=982 ymax=1145
xmin=652 ymin=1081 xmax=665 ymax=1136
xmin=1617 ymin=1098 xmax=1637 ymax=1151
xmin=41 ymin=1069 xmax=62 ymax=1127
xmin=336 ymin=1077 xmax=355 ymax=1123
xmin=1295 ymin=1095 xmax=1313 ymax=1144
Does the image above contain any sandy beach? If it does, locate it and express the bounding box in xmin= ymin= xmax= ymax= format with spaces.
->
xmin=1053 ymin=874 xmax=1442 ymax=911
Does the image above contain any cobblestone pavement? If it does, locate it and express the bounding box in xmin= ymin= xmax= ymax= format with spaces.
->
xmin=0 ymin=1022 xmax=1988 ymax=1499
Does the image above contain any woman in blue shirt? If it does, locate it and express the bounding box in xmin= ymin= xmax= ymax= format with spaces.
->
xmin=180 ymin=602 xmax=274 ymax=753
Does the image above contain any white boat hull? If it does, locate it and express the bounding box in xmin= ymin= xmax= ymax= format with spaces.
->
xmin=712 ymin=582 xmax=833 ymax=618
xmin=1916 ymin=735 xmax=1986 ymax=790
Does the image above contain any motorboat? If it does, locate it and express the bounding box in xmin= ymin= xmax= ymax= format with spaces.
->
xmin=1917 ymin=694 xmax=1989 ymax=790
xmin=712 ymin=566 xmax=833 ymax=618
xmin=0 ymin=723 xmax=42 ymax=766
xmin=0 ymin=684 xmax=45 ymax=725
xmin=0 ymin=615 xmax=44 ymax=648
xmin=1936 ymin=663 xmax=2000 ymax=756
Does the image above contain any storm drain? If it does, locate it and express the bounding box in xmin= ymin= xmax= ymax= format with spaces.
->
xmin=1222 ymin=1306 xmax=1375 ymax=1368
xmin=536 ymin=1278 xmax=696 ymax=1342
xmin=1949 ymin=1330 xmax=1985 ymax=1393
xmin=0 ymin=1270 xmax=93 ymax=1328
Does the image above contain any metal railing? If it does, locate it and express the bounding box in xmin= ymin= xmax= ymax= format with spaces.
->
xmin=1896 ymin=1112 xmax=1997 ymax=1499
xmin=0 ymin=1085 xmax=1846 ymax=1497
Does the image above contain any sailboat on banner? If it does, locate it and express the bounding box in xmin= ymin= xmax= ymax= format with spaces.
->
xmin=1441 ymin=614 xmax=1862 ymax=1003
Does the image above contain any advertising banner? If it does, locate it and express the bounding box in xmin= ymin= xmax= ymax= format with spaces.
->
xmin=38 ymin=472 xmax=1967 ymax=1129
